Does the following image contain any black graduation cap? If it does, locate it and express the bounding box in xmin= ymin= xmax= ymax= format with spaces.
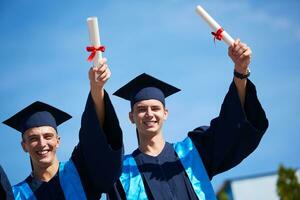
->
xmin=2 ymin=101 xmax=72 ymax=134
xmin=113 ymin=73 xmax=180 ymax=108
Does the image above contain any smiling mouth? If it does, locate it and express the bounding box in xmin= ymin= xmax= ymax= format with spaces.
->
xmin=36 ymin=150 xmax=50 ymax=156
xmin=143 ymin=121 xmax=157 ymax=126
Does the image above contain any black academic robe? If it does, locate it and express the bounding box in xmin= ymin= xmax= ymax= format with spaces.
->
xmin=107 ymin=80 xmax=268 ymax=200
xmin=22 ymin=91 xmax=123 ymax=200
xmin=0 ymin=165 xmax=14 ymax=200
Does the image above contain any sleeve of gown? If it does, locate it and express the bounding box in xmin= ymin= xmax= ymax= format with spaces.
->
xmin=71 ymin=90 xmax=123 ymax=196
xmin=0 ymin=165 xmax=14 ymax=200
xmin=188 ymin=79 xmax=268 ymax=179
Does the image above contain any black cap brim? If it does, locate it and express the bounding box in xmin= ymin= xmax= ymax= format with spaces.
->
xmin=113 ymin=73 xmax=180 ymax=101
xmin=3 ymin=101 xmax=72 ymax=133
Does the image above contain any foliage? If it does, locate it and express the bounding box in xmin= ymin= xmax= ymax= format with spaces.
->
xmin=277 ymin=164 xmax=300 ymax=200
xmin=217 ymin=190 xmax=230 ymax=200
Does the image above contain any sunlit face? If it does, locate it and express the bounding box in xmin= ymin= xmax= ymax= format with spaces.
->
xmin=21 ymin=126 xmax=60 ymax=168
xmin=129 ymin=99 xmax=168 ymax=137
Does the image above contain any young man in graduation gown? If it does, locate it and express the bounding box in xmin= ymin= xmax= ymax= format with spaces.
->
xmin=107 ymin=39 xmax=269 ymax=200
xmin=3 ymin=58 xmax=123 ymax=200
xmin=0 ymin=165 xmax=14 ymax=200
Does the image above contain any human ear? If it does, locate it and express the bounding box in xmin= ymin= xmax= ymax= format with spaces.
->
xmin=164 ymin=108 xmax=169 ymax=120
xmin=21 ymin=141 xmax=28 ymax=153
xmin=129 ymin=111 xmax=135 ymax=124
xmin=56 ymin=135 xmax=61 ymax=148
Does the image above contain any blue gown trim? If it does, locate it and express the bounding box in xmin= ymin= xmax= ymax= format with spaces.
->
xmin=59 ymin=159 xmax=87 ymax=200
xmin=119 ymin=137 xmax=217 ymax=200
xmin=119 ymin=154 xmax=148 ymax=200
xmin=13 ymin=181 xmax=36 ymax=200
xmin=12 ymin=160 xmax=87 ymax=200
xmin=173 ymin=137 xmax=217 ymax=200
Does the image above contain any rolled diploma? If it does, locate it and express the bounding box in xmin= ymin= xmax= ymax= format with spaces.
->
xmin=87 ymin=17 xmax=102 ymax=67
xmin=196 ymin=5 xmax=234 ymax=46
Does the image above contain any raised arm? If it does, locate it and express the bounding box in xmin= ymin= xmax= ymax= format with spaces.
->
xmin=189 ymin=40 xmax=268 ymax=179
xmin=89 ymin=57 xmax=110 ymax=127
xmin=228 ymin=39 xmax=252 ymax=107
xmin=71 ymin=58 xmax=123 ymax=199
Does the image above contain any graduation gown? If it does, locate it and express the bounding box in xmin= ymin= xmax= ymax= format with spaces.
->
xmin=107 ymin=80 xmax=268 ymax=200
xmin=0 ymin=165 xmax=14 ymax=200
xmin=14 ymin=91 xmax=123 ymax=200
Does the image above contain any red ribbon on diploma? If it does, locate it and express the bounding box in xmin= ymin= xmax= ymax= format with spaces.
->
xmin=211 ymin=28 xmax=224 ymax=43
xmin=86 ymin=46 xmax=106 ymax=62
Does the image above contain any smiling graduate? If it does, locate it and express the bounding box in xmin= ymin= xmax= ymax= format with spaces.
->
xmin=3 ymin=58 xmax=123 ymax=200
xmin=107 ymin=39 xmax=269 ymax=200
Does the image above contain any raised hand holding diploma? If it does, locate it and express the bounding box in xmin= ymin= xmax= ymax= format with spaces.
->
xmin=89 ymin=57 xmax=111 ymax=89
xmin=196 ymin=5 xmax=234 ymax=46
xmin=87 ymin=18 xmax=111 ymax=123
xmin=195 ymin=5 xmax=251 ymax=106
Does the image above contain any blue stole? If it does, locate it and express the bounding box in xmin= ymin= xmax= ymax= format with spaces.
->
xmin=12 ymin=160 xmax=87 ymax=200
xmin=119 ymin=137 xmax=217 ymax=200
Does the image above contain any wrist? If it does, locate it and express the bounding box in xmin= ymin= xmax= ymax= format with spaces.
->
xmin=234 ymin=68 xmax=250 ymax=79
xmin=90 ymin=85 xmax=104 ymax=102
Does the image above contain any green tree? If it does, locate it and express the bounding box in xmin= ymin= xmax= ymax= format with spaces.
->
xmin=277 ymin=164 xmax=300 ymax=200
xmin=217 ymin=190 xmax=229 ymax=200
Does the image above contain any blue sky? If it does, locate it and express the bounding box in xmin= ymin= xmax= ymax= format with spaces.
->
xmin=0 ymin=0 xmax=299 ymax=194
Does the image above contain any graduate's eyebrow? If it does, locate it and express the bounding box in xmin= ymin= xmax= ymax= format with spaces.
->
xmin=135 ymin=105 xmax=148 ymax=110
xmin=136 ymin=104 xmax=163 ymax=110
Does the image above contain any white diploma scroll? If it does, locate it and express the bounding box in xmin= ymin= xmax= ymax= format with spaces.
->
xmin=87 ymin=17 xmax=103 ymax=67
xmin=195 ymin=5 xmax=234 ymax=46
